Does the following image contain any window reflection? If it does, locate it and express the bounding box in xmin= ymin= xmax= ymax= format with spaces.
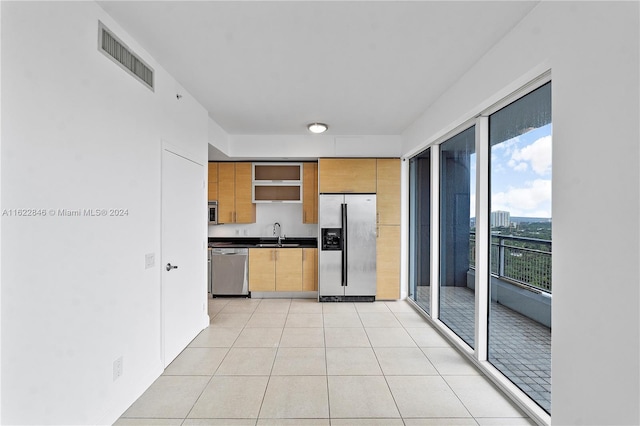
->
xmin=439 ymin=126 xmax=476 ymax=348
xmin=409 ymin=149 xmax=431 ymax=313
xmin=489 ymin=82 xmax=552 ymax=413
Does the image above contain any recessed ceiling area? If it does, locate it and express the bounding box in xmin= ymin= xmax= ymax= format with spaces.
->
xmin=98 ymin=1 xmax=539 ymax=136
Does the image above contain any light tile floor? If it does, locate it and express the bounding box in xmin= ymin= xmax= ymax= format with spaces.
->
xmin=116 ymin=298 xmax=535 ymax=426
xmin=415 ymin=286 xmax=551 ymax=413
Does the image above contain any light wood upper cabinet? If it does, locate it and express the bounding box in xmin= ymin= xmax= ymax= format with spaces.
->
xmin=376 ymin=225 xmax=400 ymax=300
xmin=376 ymin=159 xmax=401 ymax=225
xmin=275 ymin=249 xmax=303 ymax=292
xmin=253 ymin=163 xmax=303 ymax=203
xmin=216 ymin=163 xmax=256 ymax=224
xmin=235 ymin=163 xmax=256 ymax=223
xmin=208 ymin=162 xmax=218 ymax=201
xmin=302 ymin=248 xmax=318 ymax=291
xmin=303 ymin=162 xmax=318 ymax=223
xmin=376 ymin=159 xmax=401 ymax=299
xmin=218 ymin=163 xmax=236 ymax=223
xmin=248 ymin=248 xmax=276 ymax=292
xmin=318 ymin=158 xmax=377 ymax=193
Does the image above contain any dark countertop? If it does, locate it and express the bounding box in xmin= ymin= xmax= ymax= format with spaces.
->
xmin=208 ymin=237 xmax=317 ymax=249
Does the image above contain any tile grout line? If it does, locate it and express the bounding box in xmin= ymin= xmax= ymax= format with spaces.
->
xmin=122 ymin=298 xmax=531 ymax=425
xmin=180 ymin=297 xmax=248 ymax=424
xmin=254 ymin=298 xmax=290 ymax=423
xmin=372 ymin=338 xmax=404 ymax=422
xmin=357 ymin=301 xmax=405 ymax=423
xmin=322 ymin=305 xmax=332 ymax=423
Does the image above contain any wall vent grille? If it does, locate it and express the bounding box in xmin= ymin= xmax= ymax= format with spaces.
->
xmin=98 ymin=21 xmax=154 ymax=91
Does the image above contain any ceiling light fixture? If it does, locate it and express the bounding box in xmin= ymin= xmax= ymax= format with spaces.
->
xmin=307 ymin=123 xmax=328 ymax=134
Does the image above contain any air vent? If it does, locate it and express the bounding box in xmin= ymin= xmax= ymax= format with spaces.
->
xmin=98 ymin=21 xmax=154 ymax=91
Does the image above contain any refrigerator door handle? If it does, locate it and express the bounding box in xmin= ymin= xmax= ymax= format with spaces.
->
xmin=341 ymin=202 xmax=348 ymax=287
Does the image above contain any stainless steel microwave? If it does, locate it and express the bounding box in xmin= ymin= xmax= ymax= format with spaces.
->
xmin=208 ymin=201 xmax=218 ymax=225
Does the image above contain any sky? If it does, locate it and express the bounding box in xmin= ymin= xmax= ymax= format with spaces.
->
xmin=470 ymin=123 xmax=552 ymax=218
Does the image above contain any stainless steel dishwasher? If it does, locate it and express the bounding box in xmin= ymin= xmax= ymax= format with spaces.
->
xmin=210 ymin=248 xmax=249 ymax=297
xmin=207 ymin=248 xmax=213 ymax=295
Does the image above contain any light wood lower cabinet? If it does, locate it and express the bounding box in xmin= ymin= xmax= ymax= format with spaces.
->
xmin=376 ymin=225 xmax=400 ymax=300
xmin=302 ymin=248 xmax=318 ymax=291
xmin=275 ymin=249 xmax=303 ymax=291
xmin=248 ymin=248 xmax=276 ymax=292
xmin=249 ymin=248 xmax=309 ymax=292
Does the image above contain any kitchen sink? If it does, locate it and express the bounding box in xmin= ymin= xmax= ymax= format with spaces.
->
xmin=255 ymin=243 xmax=300 ymax=248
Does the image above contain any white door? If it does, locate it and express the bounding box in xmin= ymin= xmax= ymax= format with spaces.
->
xmin=161 ymin=147 xmax=206 ymax=367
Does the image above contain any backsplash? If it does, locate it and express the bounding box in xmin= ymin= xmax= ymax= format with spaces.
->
xmin=208 ymin=203 xmax=318 ymax=238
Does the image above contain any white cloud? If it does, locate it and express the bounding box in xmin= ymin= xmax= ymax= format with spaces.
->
xmin=492 ymin=136 xmax=520 ymax=154
xmin=510 ymin=161 xmax=528 ymax=172
xmin=492 ymin=179 xmax=551 ymax=217
xmin=510 ymin=135 xmax=552 ymax=175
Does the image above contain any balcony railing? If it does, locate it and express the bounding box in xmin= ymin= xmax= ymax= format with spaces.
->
xmin=469 ymin=233 xmax=552 ymax=293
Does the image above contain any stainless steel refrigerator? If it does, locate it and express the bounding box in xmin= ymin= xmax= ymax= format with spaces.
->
xmin=318 ymin=194 xmax=377 ymax=302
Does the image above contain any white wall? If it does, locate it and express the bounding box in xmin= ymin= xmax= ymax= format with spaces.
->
xmin=1 ymin=2 xmax=209 ymax=424
xmin=208 ymin=117 xmax=231 ymax=155
xmin=209 ymin=203 xmax=317 ymax=238
xmin=0 ymin=2 xmax=3 ymax=421
xmin=228 ymin=134 xmax=402 ymax=159
xmin=403 ymin=2 xmax=639 ymax=424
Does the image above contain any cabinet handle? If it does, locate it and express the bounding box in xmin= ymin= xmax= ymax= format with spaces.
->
xmin=376 ymin=227 xmax=379 ymax=238
xmin=377 ymin=212 xmax=380 ymax=224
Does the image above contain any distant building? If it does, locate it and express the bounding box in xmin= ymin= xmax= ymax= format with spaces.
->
xmin=491 ymin=210 xmax=510 ymax=228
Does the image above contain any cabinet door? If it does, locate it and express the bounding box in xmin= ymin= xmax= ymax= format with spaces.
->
xmin=318 ymin=159 xmax=377 ymax=193
xmin=302 ymin=248 xmax=318 ymax=291
xmin=218 ymin=163 xmax=236 ymax=223
xmin=235 ymin=162 xmax=256 ymax=223
xmin=376 ymin=225 xmax=400 ymax=300
xmin=249 ymin=249 xmax=276 ymax=292
xmin=376 ymin=159 xmax=401 ymax=225
xmin=303 ymin=162 xmax=318 ymax=223
xmin=275 ymin=249 xmax=303 ymax=292
xmin=208 ymin=162 xmax=219 ymax=201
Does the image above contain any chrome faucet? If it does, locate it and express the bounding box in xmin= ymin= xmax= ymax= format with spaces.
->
xmin=273 ymin=222 xmax=283 ymax=245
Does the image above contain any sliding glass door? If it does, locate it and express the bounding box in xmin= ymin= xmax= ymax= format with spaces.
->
xmin=488 ymin=82 xmax=552 ymax=413
xmin=439 ymin=126 xmax=476 ymax=348
xmin=409 ymin=149 xmax=431 ymax=313
xmin=407 ymin=77 xmax=552 ymax=415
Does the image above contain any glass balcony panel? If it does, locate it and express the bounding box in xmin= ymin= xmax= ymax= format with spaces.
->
xmin=488 ymin=81 xmax=552 ymax=414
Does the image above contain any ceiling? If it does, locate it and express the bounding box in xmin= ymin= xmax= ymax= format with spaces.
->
xmin=98 ymin=1 xmax=538 ymax=136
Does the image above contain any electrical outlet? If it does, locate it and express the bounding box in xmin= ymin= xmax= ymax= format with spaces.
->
xmin=145 ymin=253 xmax=155 ymax=269
xmin=113 ymin=356 xmax=123 ymax=381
